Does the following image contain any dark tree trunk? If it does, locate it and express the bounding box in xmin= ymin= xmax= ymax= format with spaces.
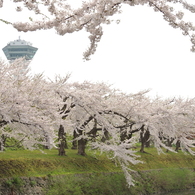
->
xmin=87 ymin=119 xmax=99 ymax=142
xmin=120 ymin=124 xmax=142 ymax=145
xmin=101 ymin=129 xmax=110 ymax=142
xmin=77 ymin=129 xmax=87 ymax=156
xmin=0 ymin=141 xmax=3 ymax=151
xmin=89 ymin=128 xmax=98 ymax=141
xmin=175 ymin=140 xmax=180 ymax=152
xmin=140 ymin=131 xmax=145 ymax=153
xmin=145 ymin=130 xmax=150 ymax=148
xmin=0 ymin=134 xmax=6 ymax=151
xmin=145 ymin=139 xmax=150 ymax=148
xmin=58 ymin=125 xmax=67 ymax=156
xmin=64 ymin=132 xmax=68 ymax=149
xmin=140 ymin=126 xmax=150 ymax=153
xmin=44 ymin=135 xmax=50 ymax=149
xmin=71 ymin=130 xmax=78 ymax=149
xmin=120 ymin=128 xmax=127 ymax=142
xmin=120 ymin=124 xmax=136 ymax=142
xmin=58 ymin=140 xmax=66 ymax=156
xmin=167 ymin=138 xmax=174 ymax=147
xmin=77 ymin=137 xmax=87 ymax=156
xmin=140 ymin=125 xmax=145 ymax=153
xmin=75 ymin=116 xmax=94 ymax=155
xmin=166 ymin=138 xmax=174 ymax=152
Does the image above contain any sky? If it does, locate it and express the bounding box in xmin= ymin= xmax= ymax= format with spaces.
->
xmin=0 ymin=1 xmax=195 ymax=99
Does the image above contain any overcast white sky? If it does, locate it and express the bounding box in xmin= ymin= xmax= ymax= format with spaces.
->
xmin=0 ymin=1 xmax=195 ymax=99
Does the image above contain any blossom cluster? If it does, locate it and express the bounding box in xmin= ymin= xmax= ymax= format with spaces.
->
xmin=1 ymin=0 xmax=195 ymax=59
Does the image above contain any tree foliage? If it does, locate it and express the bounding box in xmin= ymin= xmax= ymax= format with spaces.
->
xmin=0 ymin=58 xmax=65 ymax=150
xmin=1 ymin=0 xmax=195 ymax=60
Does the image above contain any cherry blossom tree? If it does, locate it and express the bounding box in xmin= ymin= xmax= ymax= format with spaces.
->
xmin=150 ymin=97 xmax=195 ymax=154
xmin=56 ymin=81 xmax=195 ymax=186
xmin=1 ymin=0 xmax=195 ymax=60
xmin=0 ymin=58 xmax=68 ymax=150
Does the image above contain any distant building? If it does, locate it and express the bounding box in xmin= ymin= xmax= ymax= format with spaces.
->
xmin=2 ymin=37 xmax=38 ymax=61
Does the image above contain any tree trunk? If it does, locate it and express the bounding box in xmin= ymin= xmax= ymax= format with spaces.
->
xmin=166 ymin=138 xmax=174 ymax=152
xmin=71 ymin=130 xmax=78 ymax=149
xmin=58 ymin=140 xmax=66 ymax=156
xmin=58 ymin=125 xmax=66 ymax=156
xmin=140 ymin=126 xmax=150 ymax=153
xmin=145 ymin=139 xmax=150 ymax=148
xmin=120 ymin=128 xmax=127 ymax=142
xmin=0 ymin=141 xmax=3 ymax=151
xmin=87 ymin=119 xmax=99 ymax=142
xmin=77 ymin=138 xmax=87 ymax=156
xmin=44 ymin=135 xmax=49 ymax=149
xmin=75 ymin=116 xmax=94 ymax=155
xmin=175 ymin=140 xmax=180 ymax=152
xmin=64 ymin=132 xmax=68 ymax=149
xmin=76 ymin=129 xmax=87 ymax=156
xmin=101 ymin=129 xmax=110 ymax=142
xmin=0 ymin=134 xmax=6 ymax=151
xmin=140 ymin=135 xmax=145 ymax=153
xmin=145 ymin=130 xmax=150 ymax=148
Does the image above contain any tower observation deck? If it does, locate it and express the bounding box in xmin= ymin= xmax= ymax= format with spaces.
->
xmin=2 ymin=37 xmax=38 ymax=61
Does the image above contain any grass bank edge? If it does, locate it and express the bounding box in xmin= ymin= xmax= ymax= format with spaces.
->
xmin=0 ymin=147 xmax=195 ymax=178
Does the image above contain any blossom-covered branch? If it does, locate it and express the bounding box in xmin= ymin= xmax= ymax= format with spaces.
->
xmin=0 ymin=0 xmax=194 ymax=59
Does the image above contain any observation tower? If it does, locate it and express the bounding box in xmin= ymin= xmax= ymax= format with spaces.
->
xmin=2 ymin=37 xmax=38 ymax=61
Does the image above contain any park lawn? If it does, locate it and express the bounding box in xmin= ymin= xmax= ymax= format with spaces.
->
xmin=0 ymin=147 xmax=195 ymax=178
xmin=132 ymin=147 xmax=195 ymax=170
xmin=0 ymin=148 xmax=120 ymax=178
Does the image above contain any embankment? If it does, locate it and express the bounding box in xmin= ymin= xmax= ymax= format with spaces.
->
xmin=0 ymin=168 xmax=195 ymax=195
xmin=0 ymin=148 xmax=195 ymax=194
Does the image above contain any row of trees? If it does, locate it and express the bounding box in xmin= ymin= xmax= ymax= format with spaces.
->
xmin=1 ymin=58 xmax=195 ymax=186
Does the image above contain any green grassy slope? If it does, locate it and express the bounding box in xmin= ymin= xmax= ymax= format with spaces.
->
xmin=1 ymin=148 xmax=195 ymax=194
xmin=0 ymin=147 xmax=195 ymax=178
xmin=0 ymin=149 xmax=121 ymax=178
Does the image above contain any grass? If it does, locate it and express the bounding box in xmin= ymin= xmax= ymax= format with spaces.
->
xmin=0 ymin=148 xmax=121 ymax=178
xmin=0 ymin=147 xmax=195 ymax=178
xmin=131 ymin=147 xmax=195 ymax=170
xmin=1 ymin=147 xmax=195 ymax=194
xmin=45 ymin=173 xmax=132 ymax=195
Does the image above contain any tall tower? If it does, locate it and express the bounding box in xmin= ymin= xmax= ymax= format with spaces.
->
xmin=2 ymin=37 xmax=38 ymax=61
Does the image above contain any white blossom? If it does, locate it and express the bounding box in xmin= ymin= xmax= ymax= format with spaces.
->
xmin=0 ymin=0 xmax=194 ymax=59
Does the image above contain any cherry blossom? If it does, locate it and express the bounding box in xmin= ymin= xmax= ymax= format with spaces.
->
xmin=0 ymin=0 xmax=194 ymax=59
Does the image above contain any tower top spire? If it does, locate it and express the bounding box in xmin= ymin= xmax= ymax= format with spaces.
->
xmin=2 ymin=37 xmax=38 ymax=61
